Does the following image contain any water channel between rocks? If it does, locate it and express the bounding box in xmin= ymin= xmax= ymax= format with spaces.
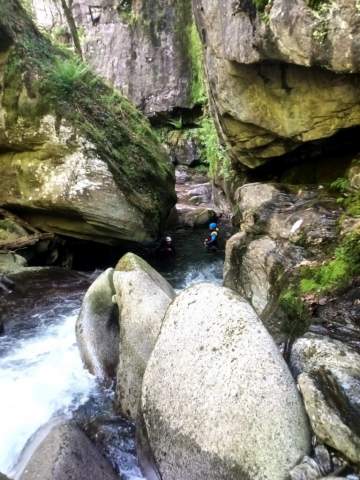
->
xmin=0 ymin=226 xmax=226 ymax=479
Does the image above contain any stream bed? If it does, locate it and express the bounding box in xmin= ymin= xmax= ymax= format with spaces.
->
xmin=0 ymin=227 xmax=226 ymax=478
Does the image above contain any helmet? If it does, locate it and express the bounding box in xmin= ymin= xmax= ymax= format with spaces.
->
xmin=209 ymin=223 xmax=217 ymax=230
xmin=165 ymin=236 xmax=172 ymax=242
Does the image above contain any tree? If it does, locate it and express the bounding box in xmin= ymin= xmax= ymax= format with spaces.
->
xmin=59 ymin=0 xmax=83 ymax=58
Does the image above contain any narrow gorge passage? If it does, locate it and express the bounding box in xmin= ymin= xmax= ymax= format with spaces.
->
xmin=0 ymin=222 xmax=228 ymax=478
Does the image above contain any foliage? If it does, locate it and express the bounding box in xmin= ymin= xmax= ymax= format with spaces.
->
xmin=42 ymin=57 xmax=97 ymax=98
xmin=299 ymin=232 xmax=360 ymax=294
xmin=330 ymin=176 xmax=350 ymax=193
xmin=330 ymin=176 xmax=360 ymax=217
xmin=197 ymin=117 xmax=228 ymax=178
xmin=308 ymin=0 xmax=330 ymax=10
xmin=186 ymin=24 xmax=206 ymax=105
xmin=279 ymin=289 xmax=310 ymax=338
xmin=251 ymin=0 xmax=269 ymax=12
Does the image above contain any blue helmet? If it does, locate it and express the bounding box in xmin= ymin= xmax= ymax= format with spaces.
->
xmin=209 ymin=223 xmax=217 ymax=230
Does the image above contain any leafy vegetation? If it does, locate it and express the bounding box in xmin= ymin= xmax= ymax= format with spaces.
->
xmin=308 ymin=0 xmax=330 ymax=10
xmin=330 ymin=176 xmax=360 ymax=217
xmin=299 ymin=233 xmax=360 ymax=294
xmin=280 ymin=231 xmax=360 ymax=337
xmin=251 ymin=0 xmax=269 ymax=12
xmin=186 ymin=24 xmax=206 ymax=105
xmin=279 ymin=289 xmax=311 ymax=338
xmin=197 ymin=117 xmax=228 ymax=178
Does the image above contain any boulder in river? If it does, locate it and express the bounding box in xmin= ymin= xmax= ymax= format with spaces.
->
xmin=142 ymin=283 xmax=311 ymax=480
xmin=291 ymin=334 xmax=360 ymax=464
xmin=113 ymin=253 xmax=175 ymax=420
xmin=19 ymin=421 xmax=119 ymax=480
xmin=76 ymin=268 xmax=119 ymax=380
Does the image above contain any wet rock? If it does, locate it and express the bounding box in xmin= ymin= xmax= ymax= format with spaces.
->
xmin=175 ymin=206 xmax=217 ymax=228
xmin=142 ymin=283 xmax=311 ymax=480
xmin=298 ymin=373 xmax=360 ymax=465
xmin=291 ymin=334 xmax=360 ymax=463
xmin=193 ymin=0 xmax=360 ymax=166
xmin=310 ymin=284 xmax=360 ymax=352
xmin=19 ymin=421 xmax=119 ymax=480
xmin=0 ymin=252 xmax=27 ymax=274
xmin=290 ymin=445 xmax=333 ymax=480
xmin=224 ymin=183 xmax=338 ymax=339
xmin=76 ymin=268 xmax=119 ymax=379
xmin=167 ymin=134 xmax=202 ymax=167
xmin=348 ymin=156 xmax=360 ymax=190
xmin=113 ymin=253 xmax=175 ymax=420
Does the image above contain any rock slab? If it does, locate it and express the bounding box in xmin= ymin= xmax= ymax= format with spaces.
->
xmin=113 ymin=253 xmax=175 ymax=420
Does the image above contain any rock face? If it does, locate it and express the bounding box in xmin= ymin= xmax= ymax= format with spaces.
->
xmin=0 ymin=252 xmax=27 ymax=274
xmin=19 ymin=422 xmax=119 ymax=480
xmin=0 ymin=1 xmax=176 ymax=245
xmin=31 ymin=0 xmax=204 ymax=117
xmin=193 ymin=0 xmax=360 ymax=167
xmin=290 ymin=334 xmax=360 ymax=464
xmin=76 ymin=268 xmax=119 ymax=379
xmin=113 ymin=253 xmax=175 ymax=420
xmin=142 ymin=283 xmax=310 ymax=480
xmin=223 ymin=182 xmax=339 ymax=339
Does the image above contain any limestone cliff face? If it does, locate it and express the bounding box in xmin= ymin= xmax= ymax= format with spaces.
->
xmin=31 ymin=0 xmax=205 ymax=117
xmin=193 ymin=0 xmax=360 ymax=168
xmin=0 ymin=1 xmax=175 ymax=245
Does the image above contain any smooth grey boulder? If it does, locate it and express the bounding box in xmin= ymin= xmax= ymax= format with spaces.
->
xmin=291 ymin=334 xmax=360 ymax=464
xmin=142 ymin=283 xmax=311 ymax=480
xmin=76 ymin=268 xmax=119 ymax=379
xmin=19 ymin=422 xmax=118 ymax=480
xmin=113 ymin=253 xmax=175 ymax=420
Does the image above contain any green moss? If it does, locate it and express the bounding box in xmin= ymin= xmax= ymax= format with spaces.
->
xmin=197 ymin=116 xmax=228 ymax=178
xmin=330 ymin=177 xmax=360 ymax=217
xmin=299 ymin=233 xmax=360 ymax=295
xmin=186 ymin=23 xmax=206 ymax=106
xmin=279 ymin=231 xmax=360 ymax=337
xmin=279 ymin=288 xmax=311 ymax=338
xmin=251 ymin=0 xmax=269 ymax=12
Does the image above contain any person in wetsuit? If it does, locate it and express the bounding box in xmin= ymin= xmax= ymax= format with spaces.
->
xmin=204 ymin=223 xmax=219 ymax=251
xmin=157 ymin=236 xmax=175 ymax=258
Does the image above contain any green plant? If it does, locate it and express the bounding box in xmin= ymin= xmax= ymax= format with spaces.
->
xmin=300 ymin=232 xmax=360 ymax=295
xmin=330 ymin=177 xmax=350 ymax=193
xmin=251 ymin=0 xmax=269 ymax=12
xmin=197 ymin=116 xmax=229 ymax=178
xmin=43 ymin=57 xmax=97 ymax=99
xmin=279 ymin=288 xmax=310 ymax=338
xmin=167 ymin=117 xmax=183 ymax=130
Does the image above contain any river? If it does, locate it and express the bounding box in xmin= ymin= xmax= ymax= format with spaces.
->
xmin=0 ymin=226 xmax=226 ymax=479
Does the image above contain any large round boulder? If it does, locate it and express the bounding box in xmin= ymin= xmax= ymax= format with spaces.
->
xmin=142 ymin=283 xmax=311 ymax=480
xmin=19 ymin=421 xmax=119 ymax=480
xmin=113 ymin=253 xmax=175 ymax=419
xmin=76 ymin=268 xmax=119 ymax=380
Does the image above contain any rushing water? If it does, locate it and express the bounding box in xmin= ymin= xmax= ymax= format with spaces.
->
xmin=0 ymin=227 xmax=226 ymax=478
